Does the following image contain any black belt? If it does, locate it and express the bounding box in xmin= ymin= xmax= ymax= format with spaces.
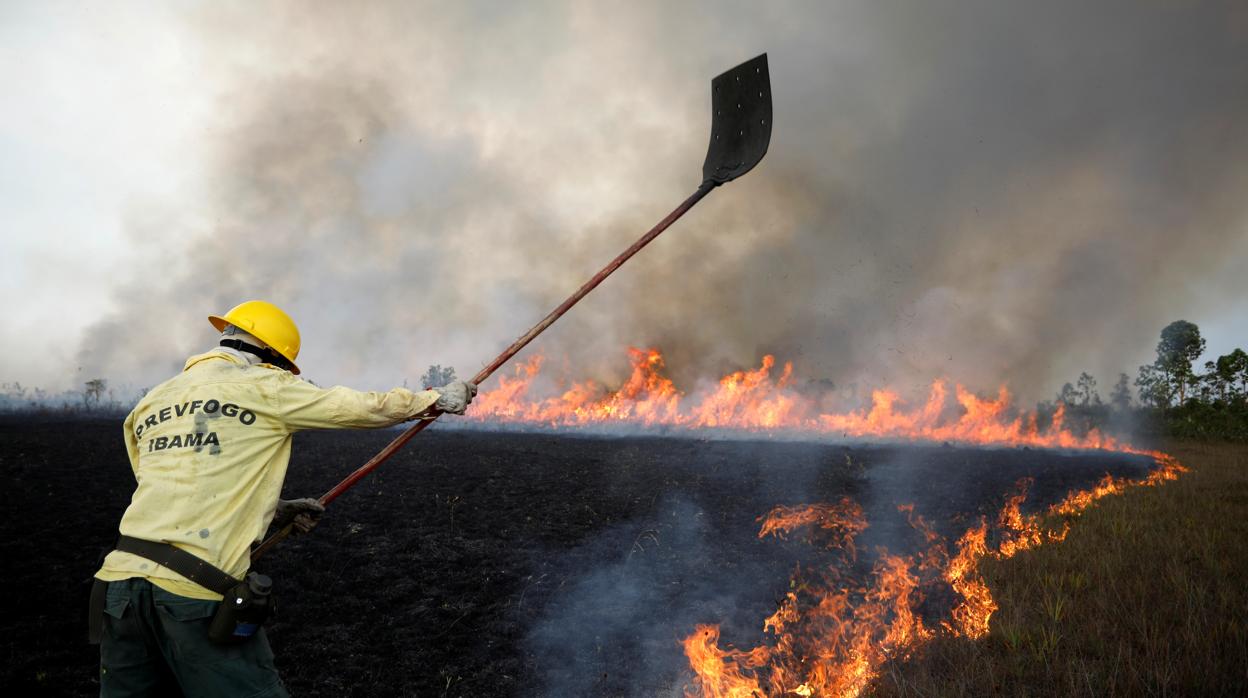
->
xmin=88 ymin=536 xmax=242 ymax=643
xmin=113 ymin=536 xmax=239 ymax=594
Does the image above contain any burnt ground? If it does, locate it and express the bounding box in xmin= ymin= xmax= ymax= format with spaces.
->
xmin=0 ymin=418 xmax=1155 ymax=697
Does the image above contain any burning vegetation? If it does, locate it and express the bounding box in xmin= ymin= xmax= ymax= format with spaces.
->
xmin=463 ymin=346 xmax=1190 ymax=696
xmin=677 ymin=456 xmax=1184 ymax=698
xmin=468 ymin=346 xmax=1134 ymax=452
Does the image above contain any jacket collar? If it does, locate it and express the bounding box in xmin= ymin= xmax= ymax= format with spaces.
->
xmin=183 ymin=348 xmax=260 ymax=372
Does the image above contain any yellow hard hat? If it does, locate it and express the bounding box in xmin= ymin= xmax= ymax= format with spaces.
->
xmin=208 ymin=300 xmax=302 ymax=374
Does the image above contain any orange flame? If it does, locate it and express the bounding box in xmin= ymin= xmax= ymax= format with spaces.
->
xmin=469 ymin=348 xmax=1134 ymax=452
xmin=942 ymin=519 xmax=996 ymax=639
xmin=757 ymin=498 xmax=868 ymax=561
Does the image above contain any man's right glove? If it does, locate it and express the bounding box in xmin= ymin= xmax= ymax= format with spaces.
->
xmin=432 ymin=380 xmax=478 ymax=414
xmin=273 ymin=498 xmax=325 ymax=535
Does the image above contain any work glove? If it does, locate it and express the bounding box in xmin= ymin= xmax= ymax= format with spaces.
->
xmin=274 ymin=498 xmax=325 ymax=535
xmin=432 ymin=380 xmax=478 ymax=415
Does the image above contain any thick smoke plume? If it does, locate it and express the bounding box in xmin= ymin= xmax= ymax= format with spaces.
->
xmin=77 ymin=1 xmax=1248 ymax=401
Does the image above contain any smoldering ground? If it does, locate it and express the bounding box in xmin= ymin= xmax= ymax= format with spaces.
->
xmin=515 ymin=437 xmax=1153 ymax=696
xmin=71 ymin=1 xmax=1248 ymax=402
xmin=509 ymin=434 xmax=1158 ymax=694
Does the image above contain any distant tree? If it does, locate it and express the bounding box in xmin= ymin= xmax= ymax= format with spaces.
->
xmin=0 ymin=382 xmax=27 ymax=411
xmin=1155 ymin=320 xmax=1205 ymax=404
xmin=1135 ymin=364 xmax=1172 ymax=409
xmin=84 ymin=378 xmax=107 ymax=410
xmin=420 ymin=365 xmax=457 ymax=389
xmin=1202 ymin=357 xmax=1233 ymax=403
xmin=1056 ymin=382 xmax=1078 ymax=406
xmin=1075 ymin=372 xmax=1100 ymax=406
xmin=1109 ymin=373 xmax=1132 ymax=411
xmin=1186 ymin=371 xmax=1205 ymax=405
xmin=1197 ymin=364 xmax=1216 ymax=404
xmin=1218 ymin=348 xmax=1248 ymax=402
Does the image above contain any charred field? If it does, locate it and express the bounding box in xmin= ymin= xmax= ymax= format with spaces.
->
xmin=1 ymin=417 xmax=1161 ymax=696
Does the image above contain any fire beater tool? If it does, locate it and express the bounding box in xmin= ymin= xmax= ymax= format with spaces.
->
xmin=253 ymin=53 xmax=773 ymax=560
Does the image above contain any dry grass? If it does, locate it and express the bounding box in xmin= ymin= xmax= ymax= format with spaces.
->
xmin=870 ymin=441 xmax=1248 ymax=697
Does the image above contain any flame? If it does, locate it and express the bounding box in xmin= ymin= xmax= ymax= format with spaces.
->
xmin=466 ymin=347 xmax=1188 ymax=696
xmin=469 ymin=347 xmax=1133 ymax=452
xmin=995 ymin=478 xmax=1064 ymax=558
xmin=682 ymin=503 xmax=935 ymax=698
xmin=682 ymin=625 xmax=769 ymax=698
xmin=942 ymin=519 xmax=996 ymax=639
xmin=757 ymin=499 xmax=868 ymax=561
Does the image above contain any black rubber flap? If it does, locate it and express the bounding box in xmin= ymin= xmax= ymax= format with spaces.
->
xmin=702 ymin=54 xmax=772 ymax=186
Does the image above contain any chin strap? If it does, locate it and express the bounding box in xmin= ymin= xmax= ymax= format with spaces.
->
xmin=220 ymin=339 xmax=295 ymax=372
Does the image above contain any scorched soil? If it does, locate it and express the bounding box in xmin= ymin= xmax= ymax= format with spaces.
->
xmin=0 ymin=418 xmax=1152 ymax=696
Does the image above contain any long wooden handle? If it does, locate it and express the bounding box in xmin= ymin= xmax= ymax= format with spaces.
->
xmin=469 ymin=182 xmax=716 ymax=385
xmin=251 ymin=182 xmax=717 ymax=561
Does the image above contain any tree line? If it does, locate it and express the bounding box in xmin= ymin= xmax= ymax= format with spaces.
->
xmin=1051 ymin=320 xmax=1247 ymax=410
xmin=1048 ymin=320 xmax=1247 ymax=440
xmin=1135 ymin=320 xmax=1246 ymax=408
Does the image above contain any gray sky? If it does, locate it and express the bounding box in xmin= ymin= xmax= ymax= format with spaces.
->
xmin=2 ymin=1 xmax=1246 ymax=404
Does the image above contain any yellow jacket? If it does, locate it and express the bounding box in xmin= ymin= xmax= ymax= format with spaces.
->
xmin=95 ymin=349 xmax=440 ymax=599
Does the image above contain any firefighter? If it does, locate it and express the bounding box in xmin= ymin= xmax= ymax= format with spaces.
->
xmin=90 ymin=300 xmax=476 ymax=697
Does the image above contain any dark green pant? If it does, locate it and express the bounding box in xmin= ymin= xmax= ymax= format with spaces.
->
xmin=99 ymin=578 xmax=288 ymax=698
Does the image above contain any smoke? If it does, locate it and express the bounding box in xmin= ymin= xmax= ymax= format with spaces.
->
xmin=521 ymin=437 xmax=838 ymax=696
xmin=74 ymin=1 xmax=1248 ymax=401
xmin=522 ymin=498 xmax=742 ymax=697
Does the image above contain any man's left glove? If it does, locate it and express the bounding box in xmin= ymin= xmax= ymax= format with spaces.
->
xmin=433 ymin=380 xmax=478 ymax=415
xmin=274 ymin=498 xmax=325 ymax=535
